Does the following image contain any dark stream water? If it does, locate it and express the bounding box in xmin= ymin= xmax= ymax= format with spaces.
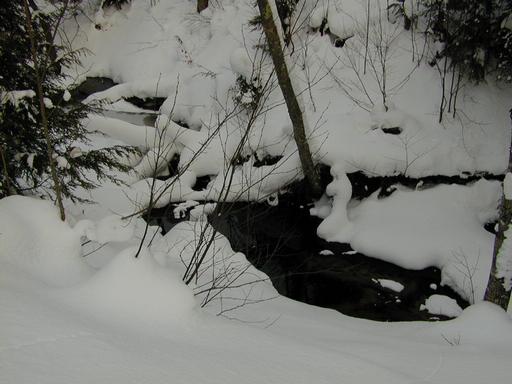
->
xmin=150 ymin=187 xmax=470 ymax=322
xmin=216 ymin=197 xmax=473 ymax=321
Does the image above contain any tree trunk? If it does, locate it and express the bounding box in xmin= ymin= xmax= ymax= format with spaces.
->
xmin=257 ymin=0 xmax=322 ymax=198
xmin=197 ymin=0 xmax=208 ymax=13
xmin=22 ymin=0 xmax=66 ymax=221
xmin=0 ymin=144 xmax=15 ymax=195
xmin=484 ymin=117 xmax=512 ymax=310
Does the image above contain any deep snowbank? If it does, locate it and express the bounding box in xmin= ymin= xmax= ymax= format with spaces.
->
xmin=0 ymin=196 xmax=92 ymax=286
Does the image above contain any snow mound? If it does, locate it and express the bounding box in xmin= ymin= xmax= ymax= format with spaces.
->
xmin=420 ymin=294 xmax=463 ymax=318
xmin=74 ymin=215 xmax=135 ymax=244
xmin=0 ymin=196 xmax=92 ymax=286
xmin=338 ymin=180 xmax=501 ymax=301
xmin=153 ymin=220 xmax=277 ymax=317
xmin=67 ymin=247 xmax=195 ymax=328
xmin=431 ymin=302 xmax=512 ymax=347
xmin=374 ymin=278 xmax=404 ymax=293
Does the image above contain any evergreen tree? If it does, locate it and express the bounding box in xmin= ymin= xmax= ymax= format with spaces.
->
xmin=0 ymin=1 xmax=137 ymax=217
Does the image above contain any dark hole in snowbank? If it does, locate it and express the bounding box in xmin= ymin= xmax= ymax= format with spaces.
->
xmin=144 ymin=204 xmax=183 ymax=232
xmin=484 ymin=221 xmax=498 ymax=235
xmin=348 ymin=171 xmax=503 ymax=200
xmin=254 ymin=154 xmax=283 ymax=167
xmin=71 ymin=76 xmax=117 ymax=102
xmin=124 ymin=96 xmax=166 ymax=112
xmin=381 ymin=126 xmax=402 ymax=135
xmin=173 ymin=120 xmax=190 ymax=129
xmin=192 ymin=175 xmax=212 ymax=191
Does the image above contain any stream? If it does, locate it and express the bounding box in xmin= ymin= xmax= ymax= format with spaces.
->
xmin=149 ymin=187 xmax=470 ymax=322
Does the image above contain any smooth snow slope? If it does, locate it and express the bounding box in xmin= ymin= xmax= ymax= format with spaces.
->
xmin=1 ymin=196 xmax=512 ymax=384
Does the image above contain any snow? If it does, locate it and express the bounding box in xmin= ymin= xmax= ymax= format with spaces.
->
xmin=43 ymin=97 xmax=53 ymax=109
xmin=1 ymin=214 xmax=512 ymax=383
xmin=0 ymin=196 xmax=92 ymax=287
xmin=56 ymin=0 xmax=512 ymax=299
xmin=77 ymin=215 xmax=135 ymax=244
xmin=428 ymin=301 xmax=512 ymax=347
xmin=317 ymin=166 xmax=353 ymax=242
xmin=69 ymin=147 xmax=82 ymax=158
xmin=65 ymin=246 xmax=196 ymax=329
xmin=1 ymin=89 xmax=36 ymax=107
xmin=173 ymin=200 xmax=200 ymax=218
xmin=420 ymin=295 xmax=463 ymax=318
xmin=63 ymin=89 xmax=71 ymax=102
xmin=84 ymin=114 xmax=158 ymax=150
xmin=374 ymin=278 xmax=405 ymax=293
xmin=3 ymin=1 xmax=512 ymax=383
xmin=329 ymin=180 xmax=501 ymax=302
xmin=310 ymin=193 xmax=333 ymax=219
xmin=65 ymin=0 xmax=512 ymax=219
xmin=56 ymin=156 xmax=70 ymax=169
xmin=26 ymin=153 xmax=35 ymax=168
xmin=56 ymin=0 xmax=510 ymax=303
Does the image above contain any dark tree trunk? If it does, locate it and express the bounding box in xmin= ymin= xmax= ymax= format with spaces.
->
xmin=256 ymin=0 xmax=322 ymax=198
xmin=22 ymin=0 xmax=66 ymax=221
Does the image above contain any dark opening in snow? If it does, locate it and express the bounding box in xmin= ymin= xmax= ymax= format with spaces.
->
xmin=124 ymin=96 xmax=166 ymax=111
xmin=381 ymin=126 xmax=402 ymax=135
xmin=71 ymin=76 xmax=117 ymax=102
xmin=253 ymin=154 xmax=283 ymax=167
xmin=192 ymin=175 xmax=212 ymax=191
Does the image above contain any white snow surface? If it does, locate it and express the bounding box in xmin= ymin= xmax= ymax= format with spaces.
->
xmin=375 ymin=278 xmax=405 ymax=293
xmin=0 ymin=196 xmax=92 ymax=287
xmin=70 ymin=0 xmax=512 ymax=179
xmin=2 ymin=196 xmax=512 ymax=384
xmin=339 ymin=180 xmax=501 ymax=301
xmin=421 ymin=295 xmax=464 ymax=318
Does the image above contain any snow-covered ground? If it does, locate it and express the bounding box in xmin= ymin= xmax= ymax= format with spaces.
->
xmin=1 ymin=195 xmax=512 ymax=384
xmin=3 ymin=0 xmax=512 ymax=382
